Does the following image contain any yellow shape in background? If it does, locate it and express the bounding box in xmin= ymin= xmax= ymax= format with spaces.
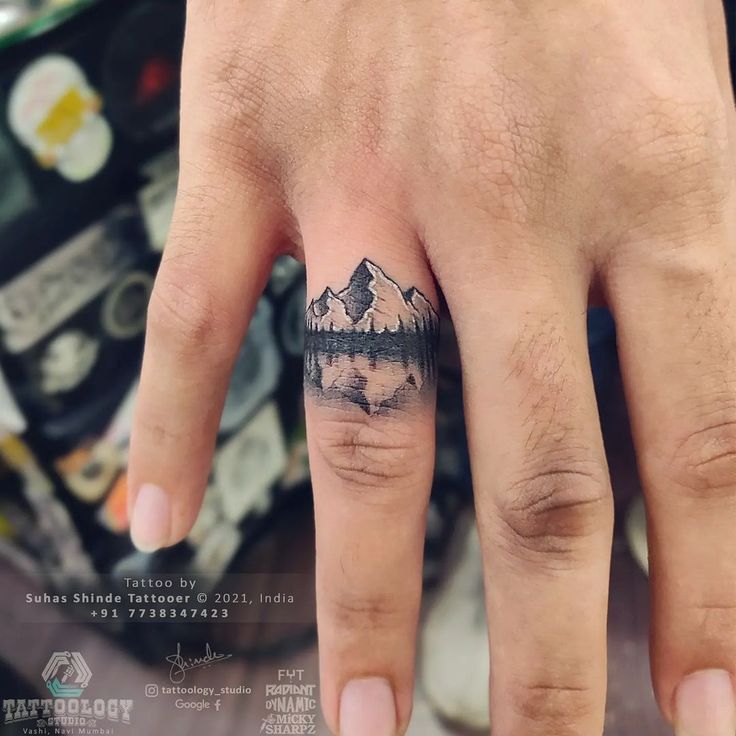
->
xmin=35 ymin=86 xmax=87 ymax=147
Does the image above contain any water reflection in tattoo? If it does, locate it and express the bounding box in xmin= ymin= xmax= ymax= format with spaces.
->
xmin=304 ymin=259 xmax=439 ymax=414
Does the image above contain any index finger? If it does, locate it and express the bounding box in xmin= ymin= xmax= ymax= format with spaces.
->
xmin=127 ymin=52 xmax=283 ymax=551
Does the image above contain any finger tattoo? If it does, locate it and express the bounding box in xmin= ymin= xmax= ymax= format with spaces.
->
xmin=304 ymin=259 xmax=439 ymax=415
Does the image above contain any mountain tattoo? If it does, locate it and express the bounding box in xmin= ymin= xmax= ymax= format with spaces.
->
xmin=304 ymin=259 xmax=440 ymax=415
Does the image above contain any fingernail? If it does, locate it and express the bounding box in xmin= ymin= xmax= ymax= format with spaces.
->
xmin=675 ymin=669 xmax=736 ymax=736
xmin=130 ymin=483 xmax=171 ymax=552
xmin=340 ymin=678 xmax=396 ymax=736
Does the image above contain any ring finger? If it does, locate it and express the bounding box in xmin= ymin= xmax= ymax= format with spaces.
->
xmin=298 ymin=191 xmax=439 ymax=736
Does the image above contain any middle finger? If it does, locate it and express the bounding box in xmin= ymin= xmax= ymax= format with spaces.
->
xmin=436 ymin=233 xmax=614 ymax=734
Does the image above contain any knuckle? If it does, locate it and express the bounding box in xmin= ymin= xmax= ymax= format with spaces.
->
xmin=134 ymin=410 xmax=186 ymax=446
xmin=490 ymin=318 xmax=612 ymax=561
xmin=204 ymin=37 xmax=267 ymax=110
xmin=507 ymin=678 xmax=597 ymax=731
xmin=609 ymin=94 xmax=730 ymax=211
xmin=312 ymin=415 xmax=425 ymax=498
xmin=495 ymin=456 xmax=610 ymax=560
xmin=668 ymin=416 xmax=736 ymax=499
xmin=687 ymin=600 xmax=736 ymax=643
xmin=208 ymin=52 xmax=266 ymax=131
xmin=335 ymin=71 xmax=392 ymax=162
xmin=441 ymin=89 xmax=560 ymax=226
xmin=184 ymin=46 xmax=283 ymax=186
xmin=147 ymin=259 xmax=232 ymax=357
xmin=324 ymin=587 xmax=407 ymax=633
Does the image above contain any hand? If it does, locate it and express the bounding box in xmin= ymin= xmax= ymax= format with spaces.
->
xmin=127 ymin=1 xmax=736 ymax=733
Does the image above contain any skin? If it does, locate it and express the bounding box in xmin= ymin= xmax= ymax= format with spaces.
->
xmin=128 ymin=0 xmax=736 ymax=733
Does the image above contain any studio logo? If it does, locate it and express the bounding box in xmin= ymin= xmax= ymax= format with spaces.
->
xmin=3 ymin=651 xmax=132 ymax=732
xmin=42 ymin=651 xmax=92 ymax=698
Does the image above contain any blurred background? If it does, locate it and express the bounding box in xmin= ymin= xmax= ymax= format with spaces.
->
xmin=0 ymin=2 xmax=733 ymax=734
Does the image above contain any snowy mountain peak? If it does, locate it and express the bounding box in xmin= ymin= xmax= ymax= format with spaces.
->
xmin=306 ymin=260 xmax=438 ymax=334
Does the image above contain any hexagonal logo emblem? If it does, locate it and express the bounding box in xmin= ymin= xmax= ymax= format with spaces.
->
xmin=41 ymin=651 xmax=92 ymax=697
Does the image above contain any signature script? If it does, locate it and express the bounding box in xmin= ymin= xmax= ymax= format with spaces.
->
xmin=166 ymin=642 xmax=233 ymax=684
